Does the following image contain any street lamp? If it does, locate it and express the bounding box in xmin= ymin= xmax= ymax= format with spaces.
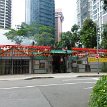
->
xmin=96 ymin=23 xmax=101 ymax=74
xmin=96 ymin=0 xmax=103 ymax=74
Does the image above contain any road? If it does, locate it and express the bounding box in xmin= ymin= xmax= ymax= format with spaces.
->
xmin=0 ymin=77 xmax=98 ymax=107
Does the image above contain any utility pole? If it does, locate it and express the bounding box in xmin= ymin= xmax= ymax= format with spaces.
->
xmin=96 ymin=0 xmax=103 ymax=74
xmin=96 ymin=26 xmax=100 ymax=74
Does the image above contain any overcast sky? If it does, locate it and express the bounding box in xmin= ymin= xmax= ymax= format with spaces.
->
xmin=12 ymin=0 xmax=77 ymax=32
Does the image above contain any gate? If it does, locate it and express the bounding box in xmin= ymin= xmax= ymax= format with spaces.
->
xmin=0 ymin=59 xmax=29 ymax=75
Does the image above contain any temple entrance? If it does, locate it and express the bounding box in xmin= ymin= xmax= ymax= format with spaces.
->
xmin=0 ymin=59 xmax=29 ymax=75
xmin=52 ymin=55 xmax=67 ymax=73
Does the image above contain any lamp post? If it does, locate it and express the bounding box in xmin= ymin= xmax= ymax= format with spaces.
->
xmin=97 ymin=33 xmax=99 ymax=74
xmin=96 ymin=0 xmax=103 ymax=74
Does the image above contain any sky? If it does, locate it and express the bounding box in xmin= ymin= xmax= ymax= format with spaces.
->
xmin=12 ymin=0 xmax=77 ymax=32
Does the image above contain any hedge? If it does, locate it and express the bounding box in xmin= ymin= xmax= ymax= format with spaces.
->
xmin=89 ymin=76 xmax=107 ymax=107
xmin=101 ymin=63 xmax=107 ymax=72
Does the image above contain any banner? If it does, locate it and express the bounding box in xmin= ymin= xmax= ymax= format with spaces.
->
xmin=88 ymin=57 xmax=107 ymax=62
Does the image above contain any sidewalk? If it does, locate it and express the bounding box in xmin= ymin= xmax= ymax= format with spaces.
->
xmin=0 ymin=72 xmax=107 ymax=81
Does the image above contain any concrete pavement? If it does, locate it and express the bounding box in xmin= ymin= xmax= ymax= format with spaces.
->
xmin=0 ymin=77 xmax=97 ymax=107
xmin=0 ymin=72 xmax=106 ymax=81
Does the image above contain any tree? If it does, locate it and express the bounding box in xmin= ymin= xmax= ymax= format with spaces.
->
xmin=71 ymin=24 xmax=79 ymax=33
xmin=5 ymin=23 xmax=55 ymax=45
xmin=71 ymin=24 xmax=80 ymax=46
xmin=80 ymin=19 xmax=97 ymax=48
xmin=55 ymin=24 xmax=80 ymax=49
xmin=61 ymin=31 xmax=73 ymax=49
xmin=33 ymin=24 xmax=55 ymax=46
xmin=101 ymin=24 xmax=107 ymax=49
xmin=5 ymin=29 xmax=23 ymax=44
xmin=34 ymin=32 xmax=54 ymax=46
xmin=5 ymin=23 xmax=37 ymax=44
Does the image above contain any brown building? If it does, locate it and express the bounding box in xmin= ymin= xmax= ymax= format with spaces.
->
xmin=55 ymin=9 xmax=64 ymax=42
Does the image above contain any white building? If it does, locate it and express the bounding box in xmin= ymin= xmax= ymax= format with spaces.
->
xmin=77 ymin=0 xmax=90 ymax=27
xmin=0 ymin=0 xmax=11 ymax=29
xmin=77 ymin=0 xmax=107 ymax=28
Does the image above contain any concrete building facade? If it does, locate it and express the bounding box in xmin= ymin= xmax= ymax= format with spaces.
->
xmin=90 ymin=0 xmax=107 ymax=29
xmin=55 ymin=9 xmax=64 ymax=42
xmin=77 ymin=0 xmax=107 ymax=28
xmin=25 ymin=0 xmax=55 ymax=28
xmin=77 ymin=0 xmax=90 ymax=27
xmin=0 ymin=0 xmax=11 ymax=29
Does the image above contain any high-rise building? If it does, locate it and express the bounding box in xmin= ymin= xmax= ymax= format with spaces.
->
xmin=77 ymin=0 xmax=90 ymax=27
xmin=90 ymin=0 xmax=107 ymax=28
xmin=77 ymin=0 xmax=107 ymax=28
xmin=77 ymin=0 xmax=107 ymax=43
xmin=55 ymin=9 xmax=64 ymax=42
xmin=0 ymin=0 xmax=11 ymax=29
xmin=25 ymin=0 xmax=55 ymax=28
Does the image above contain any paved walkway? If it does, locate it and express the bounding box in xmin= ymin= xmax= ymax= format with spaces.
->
xmin=0 ymin=72 xmax=107 ymax=81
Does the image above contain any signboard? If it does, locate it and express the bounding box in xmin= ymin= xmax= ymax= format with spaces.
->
xmin=99 ymin=58 xmax=107 ymax=62
xmin=88 ymin=57 xmax=107 ymax=62
xmin=88 ymin=57 xmax=98 ymax=62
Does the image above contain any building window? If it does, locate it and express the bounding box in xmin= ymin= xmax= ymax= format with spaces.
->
xmin=34 ymin=60 xmax=45 ymax=69
xmin=93 ymin=4 xmax=96 ymax=10
xmin=93 ymin=9 xmax=97 ymax=15
xmin=93 ymin=0 xmax=96 ymax=4
xmin=93 ymin=14 xmax=97 ymax=20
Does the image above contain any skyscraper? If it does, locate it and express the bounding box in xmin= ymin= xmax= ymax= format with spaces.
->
xmin=55 ymin=9 xmax=64 ymax=42
xmin=0 ymin=0 xmax=11 ymax=29
xmin=77 ymin=0 xmax=107 ymax=28
xmin=77 ymin=0 xmax=90 ymax=27
xmin=25 ymin=0 xmax=55 ymax=28
xmin=90 ymin=0 xmax=107 ymax=28
xmin=77 ymin=0 xmax=107 ymax=43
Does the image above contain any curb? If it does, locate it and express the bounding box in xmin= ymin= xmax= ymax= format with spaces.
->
xmin=77 ymin=75 xmax=106 ymax=77
xmin=24 ymin=77 xmax=54 ymax=80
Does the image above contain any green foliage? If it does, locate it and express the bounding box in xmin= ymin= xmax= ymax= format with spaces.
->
xmin=5 ymin=29 xmax=16 ymax=39
xmin=71 ymin=24 xmax=80 ymax=43
xmin=5 ymin=29 xmax=23 ymax=44
xmin=101 ymin=24 xmax=107 ymax=49
xmin=71 ymin=24 xmax=79 ymax=33
xmin=34 ymin=24 xmax=55 ymax=46
xmin=89 ymin=76 xmax=107 ymax=107
xmin=39 ymin=25 xmax=55 ymax=34
xmin=34 ymin=32 xmax=54 ymax=46
xmin=62 ymin=31 xmax=73 ymax=49
xmin=80 ymin=19 xmax=97 ymax=48
xmin=101 ymin=63 xmax=107 ymax=72
xmin=5 ymin=23 xmax=55 ymax=45
xmin=56 ymin=24 xmax=80 ymax=49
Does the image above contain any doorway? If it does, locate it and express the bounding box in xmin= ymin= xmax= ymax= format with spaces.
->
xmin=52 ymin=55 xmax=67 ymax=73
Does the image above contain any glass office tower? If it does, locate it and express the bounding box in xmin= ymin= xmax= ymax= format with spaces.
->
xmin=25 ymin=0 xmax=55 ymax=27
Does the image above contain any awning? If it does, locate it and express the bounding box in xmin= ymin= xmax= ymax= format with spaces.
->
xmin=33 ymin=52 xmax=43 ymax=55
xmin=50 ymin=50 xmax=73 ymax=54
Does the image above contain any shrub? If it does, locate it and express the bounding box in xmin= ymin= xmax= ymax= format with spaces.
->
xmin=101 ymin=63 xmax=107 ymax=72
xmin=89 ymin=76 xmax=107 ymax=107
